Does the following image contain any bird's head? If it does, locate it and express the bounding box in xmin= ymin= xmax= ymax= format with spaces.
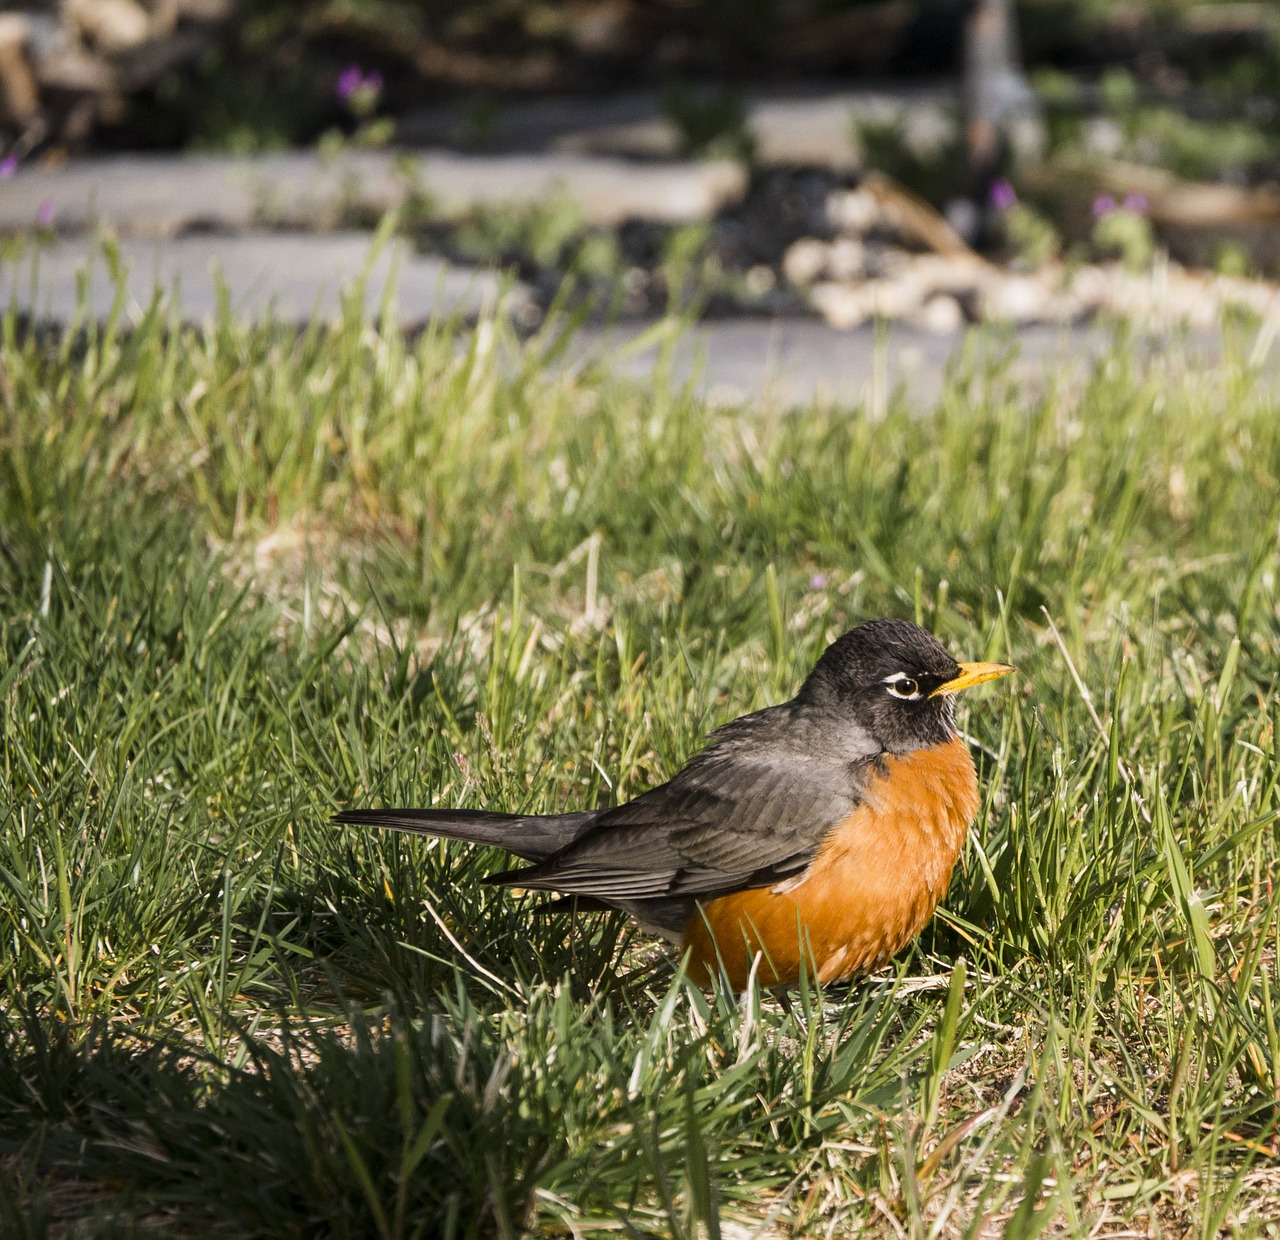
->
xmin=799 ymin=617 xmax=1013 ymax=752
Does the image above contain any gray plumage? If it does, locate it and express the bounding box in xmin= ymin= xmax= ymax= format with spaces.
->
xmin=334 ymin=618 xmax=965 ymax=939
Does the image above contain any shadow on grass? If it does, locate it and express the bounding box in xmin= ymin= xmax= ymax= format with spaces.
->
xmin=242 ymin=841 xmax=654 ymax=1014
xmin=0 ymin=955 xmax=924 ymax=1239
xmin=1 ymin=998 xmax=545 ymax=1238
xmin=0 ymin=982 xmax=831 ymax=1239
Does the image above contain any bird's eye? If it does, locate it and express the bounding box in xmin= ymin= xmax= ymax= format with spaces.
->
xmin=885 ymin=676 xmax=920 ymax=699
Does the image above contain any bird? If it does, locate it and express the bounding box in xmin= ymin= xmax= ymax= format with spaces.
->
xmin=334 ymin=618 xmax=1013 ymax=991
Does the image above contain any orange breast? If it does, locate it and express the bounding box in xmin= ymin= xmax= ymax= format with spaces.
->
xmin=682 ymin=736 xmax=979 ymax=990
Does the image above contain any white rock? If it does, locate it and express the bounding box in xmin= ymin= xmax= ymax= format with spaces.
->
xmin=983 ymin=273 xmax=1052 ymax=324
xmin=826 ymin=187 xmax=878 ymax=236
xmin=809 ymin=280 xmax=867 ymax=328
xmin=782 ymin=237 xmax=829 ymax=286
xmin=913 ymin=294 xmax=964 ymax=333
xmin=900 ymin=252 xmax=987 ymax=296
xmin=861 ymin=277 xmax=924 ymax=319
xmin=0 ymin=13 xmax=29 ymax=45
xmin=809 ymin=277 xmax=923 ymax=328
xmin=826 ymin=236 xmax=865 ymax=280
xmin=744 ymin=264 xmax=775 ymax=296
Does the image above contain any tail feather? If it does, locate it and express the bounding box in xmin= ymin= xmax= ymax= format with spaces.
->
xmin=332 ymin=807 xmax=597 ymax=863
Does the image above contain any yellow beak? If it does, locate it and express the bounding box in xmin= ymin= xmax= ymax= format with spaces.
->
xmin=931 ymin=661 xmax=1016 ymax=697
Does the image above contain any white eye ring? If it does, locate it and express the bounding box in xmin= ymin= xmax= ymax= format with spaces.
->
xmin=883 ymin=672 xmax=921 ymax=700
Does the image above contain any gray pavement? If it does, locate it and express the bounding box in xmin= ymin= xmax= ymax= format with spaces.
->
xmin=575 ymin=318 xmax=1117 ymax=409
xmin=2 ymin=232 xmax=533 ymax=325
xmin=399 ymin=85 xmax=956 ymax=170
xmin=2 ymin=159 xmax=1251 ymax=411
xmin=0 ymin=149 xmax=746 ymax=237
xmin=4 ymin=229 xmax=1236 ymax=408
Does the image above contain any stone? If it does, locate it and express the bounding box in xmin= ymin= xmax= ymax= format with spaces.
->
xmin=826 ymin=187 xmax=878 ymax=236
xmin=1083 ymin=117 xmax=1125 ymax=159
xmin=1064 ymin=260 xmax=1280 ymax=331
xmin=747 ymin=94 xmax=865 ymax=170
xmin=809 ymin=280 xmax=868 ymax=328
xmin=744 ymin=264 xmax=775 ymax=296
xmin=981 ymin=272 xmax=1056 ymax=324
xmin=809 ymin=276 xmax=923 ymax=328
xmin=826 ymin=237 xmax=865 ymax=281
xmin=913 ymin=293 xmax=965 ymax=334
xmin=782 ymin=237 xmax=829 ymax=286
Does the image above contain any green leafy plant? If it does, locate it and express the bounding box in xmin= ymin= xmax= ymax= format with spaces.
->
xmin=1091 ymin=200 xmax=1156 ymax=269
xmin=1004 ymin=202 xmax=1062 ymax=269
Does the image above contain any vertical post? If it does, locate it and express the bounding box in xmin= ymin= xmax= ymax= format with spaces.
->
xmin=963 ymin=0 xmax=1034 ymax=198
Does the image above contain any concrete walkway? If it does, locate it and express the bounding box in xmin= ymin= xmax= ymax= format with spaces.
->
xmin=574 ymin=318 xmax=1194 ymax=409
xmin=0 ymin=133 xmax=1255 ymax=410
xmin=399 ymin=84 xmax=956 ymax=169
xmin=3 ymin=232 xmax=533 ymax=325
xmin=4 ymin=229 xmax=1242 ymax=408
xmin=0 ymin=149 xmax=746 ymax=237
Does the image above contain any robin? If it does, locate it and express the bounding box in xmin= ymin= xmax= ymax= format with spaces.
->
xmin=335 ymin=618 xmax=1013 ymax=990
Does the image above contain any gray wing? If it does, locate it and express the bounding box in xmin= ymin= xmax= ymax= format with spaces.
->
xmin=487 ymin=703 xmax=880 ymax=902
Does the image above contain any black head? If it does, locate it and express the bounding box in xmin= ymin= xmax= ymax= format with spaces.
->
xmin=797 ymin=618 xmax=1012 ymax=753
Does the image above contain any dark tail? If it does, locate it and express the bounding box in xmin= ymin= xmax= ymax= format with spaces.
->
xmin=331 ymin=807 xmax=597 ymax=863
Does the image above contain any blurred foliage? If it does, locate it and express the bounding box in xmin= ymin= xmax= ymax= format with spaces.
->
xmin=1003 ymin=202 xmax=1061 ymax=269
xmin=450 ymin=193 xmax=592 ymax=271
xmin=1090 ymin=205 xmax=1156 ymax=270
xmin=1214 ymin=238 xmax=1251 ymax=277
xmin=852 ymin=111 xmax=965 ymax=205
xmin=104 ymin=0 xmax=1280 ymax=221
xmin=661 ymin=83 xmax=756 ymax=163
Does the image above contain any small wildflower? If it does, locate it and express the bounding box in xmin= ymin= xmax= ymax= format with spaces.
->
xmin=0 ymin=154 xmax=18 ymax=179
xmin=336 ymin=65 xmax=383 ymax=117
xmin=35 ymin=199 xmax=54 ymax=227
xmin=989 ymin=179 xmax=1017 ymax=211
xmin=1122 ymin=192 xmax=1148 ymax=214
xmin=336 ymin=66 xmax=363 ymax=100
xmin=809 ymin=573 xmax=828 ymax=590
xmin=1092 ymin=194 xmax=1117 ymax=218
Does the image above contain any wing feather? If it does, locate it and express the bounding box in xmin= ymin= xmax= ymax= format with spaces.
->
xmin=490 ymin=703 xmax=880 ymax=904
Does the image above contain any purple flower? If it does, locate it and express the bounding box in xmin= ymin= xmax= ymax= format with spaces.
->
xmin=989 ymin=179 xmax=1017 ymax=211
xmin=336 ymin=65 xmax=363 ymax=100
xmin=1092 ymin=194 xmax=1117 ymax=218
xmin=1122 ymin=192 xmax=1148 ymax=214
xmin=0 ymin=154 xmax=18 ymax=179
xmin=337 ymin=65 xmax=383 ymax=103
xmin=35 ymin=199 xmax=54 ymax=227
xmin=809 ymin=573 xmax=828 ymax=590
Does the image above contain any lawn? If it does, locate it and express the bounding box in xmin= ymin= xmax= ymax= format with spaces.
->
xmin=1 ymin=292 xmax=1279 ymax=1236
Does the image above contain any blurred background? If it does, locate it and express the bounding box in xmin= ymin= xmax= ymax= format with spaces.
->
xmin=2 ymin=0 xmax=1279 ymax=360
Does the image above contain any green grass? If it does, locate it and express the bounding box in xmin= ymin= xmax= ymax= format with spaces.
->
xmin=2 ymin=288 xmax=1280 ymax=1236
